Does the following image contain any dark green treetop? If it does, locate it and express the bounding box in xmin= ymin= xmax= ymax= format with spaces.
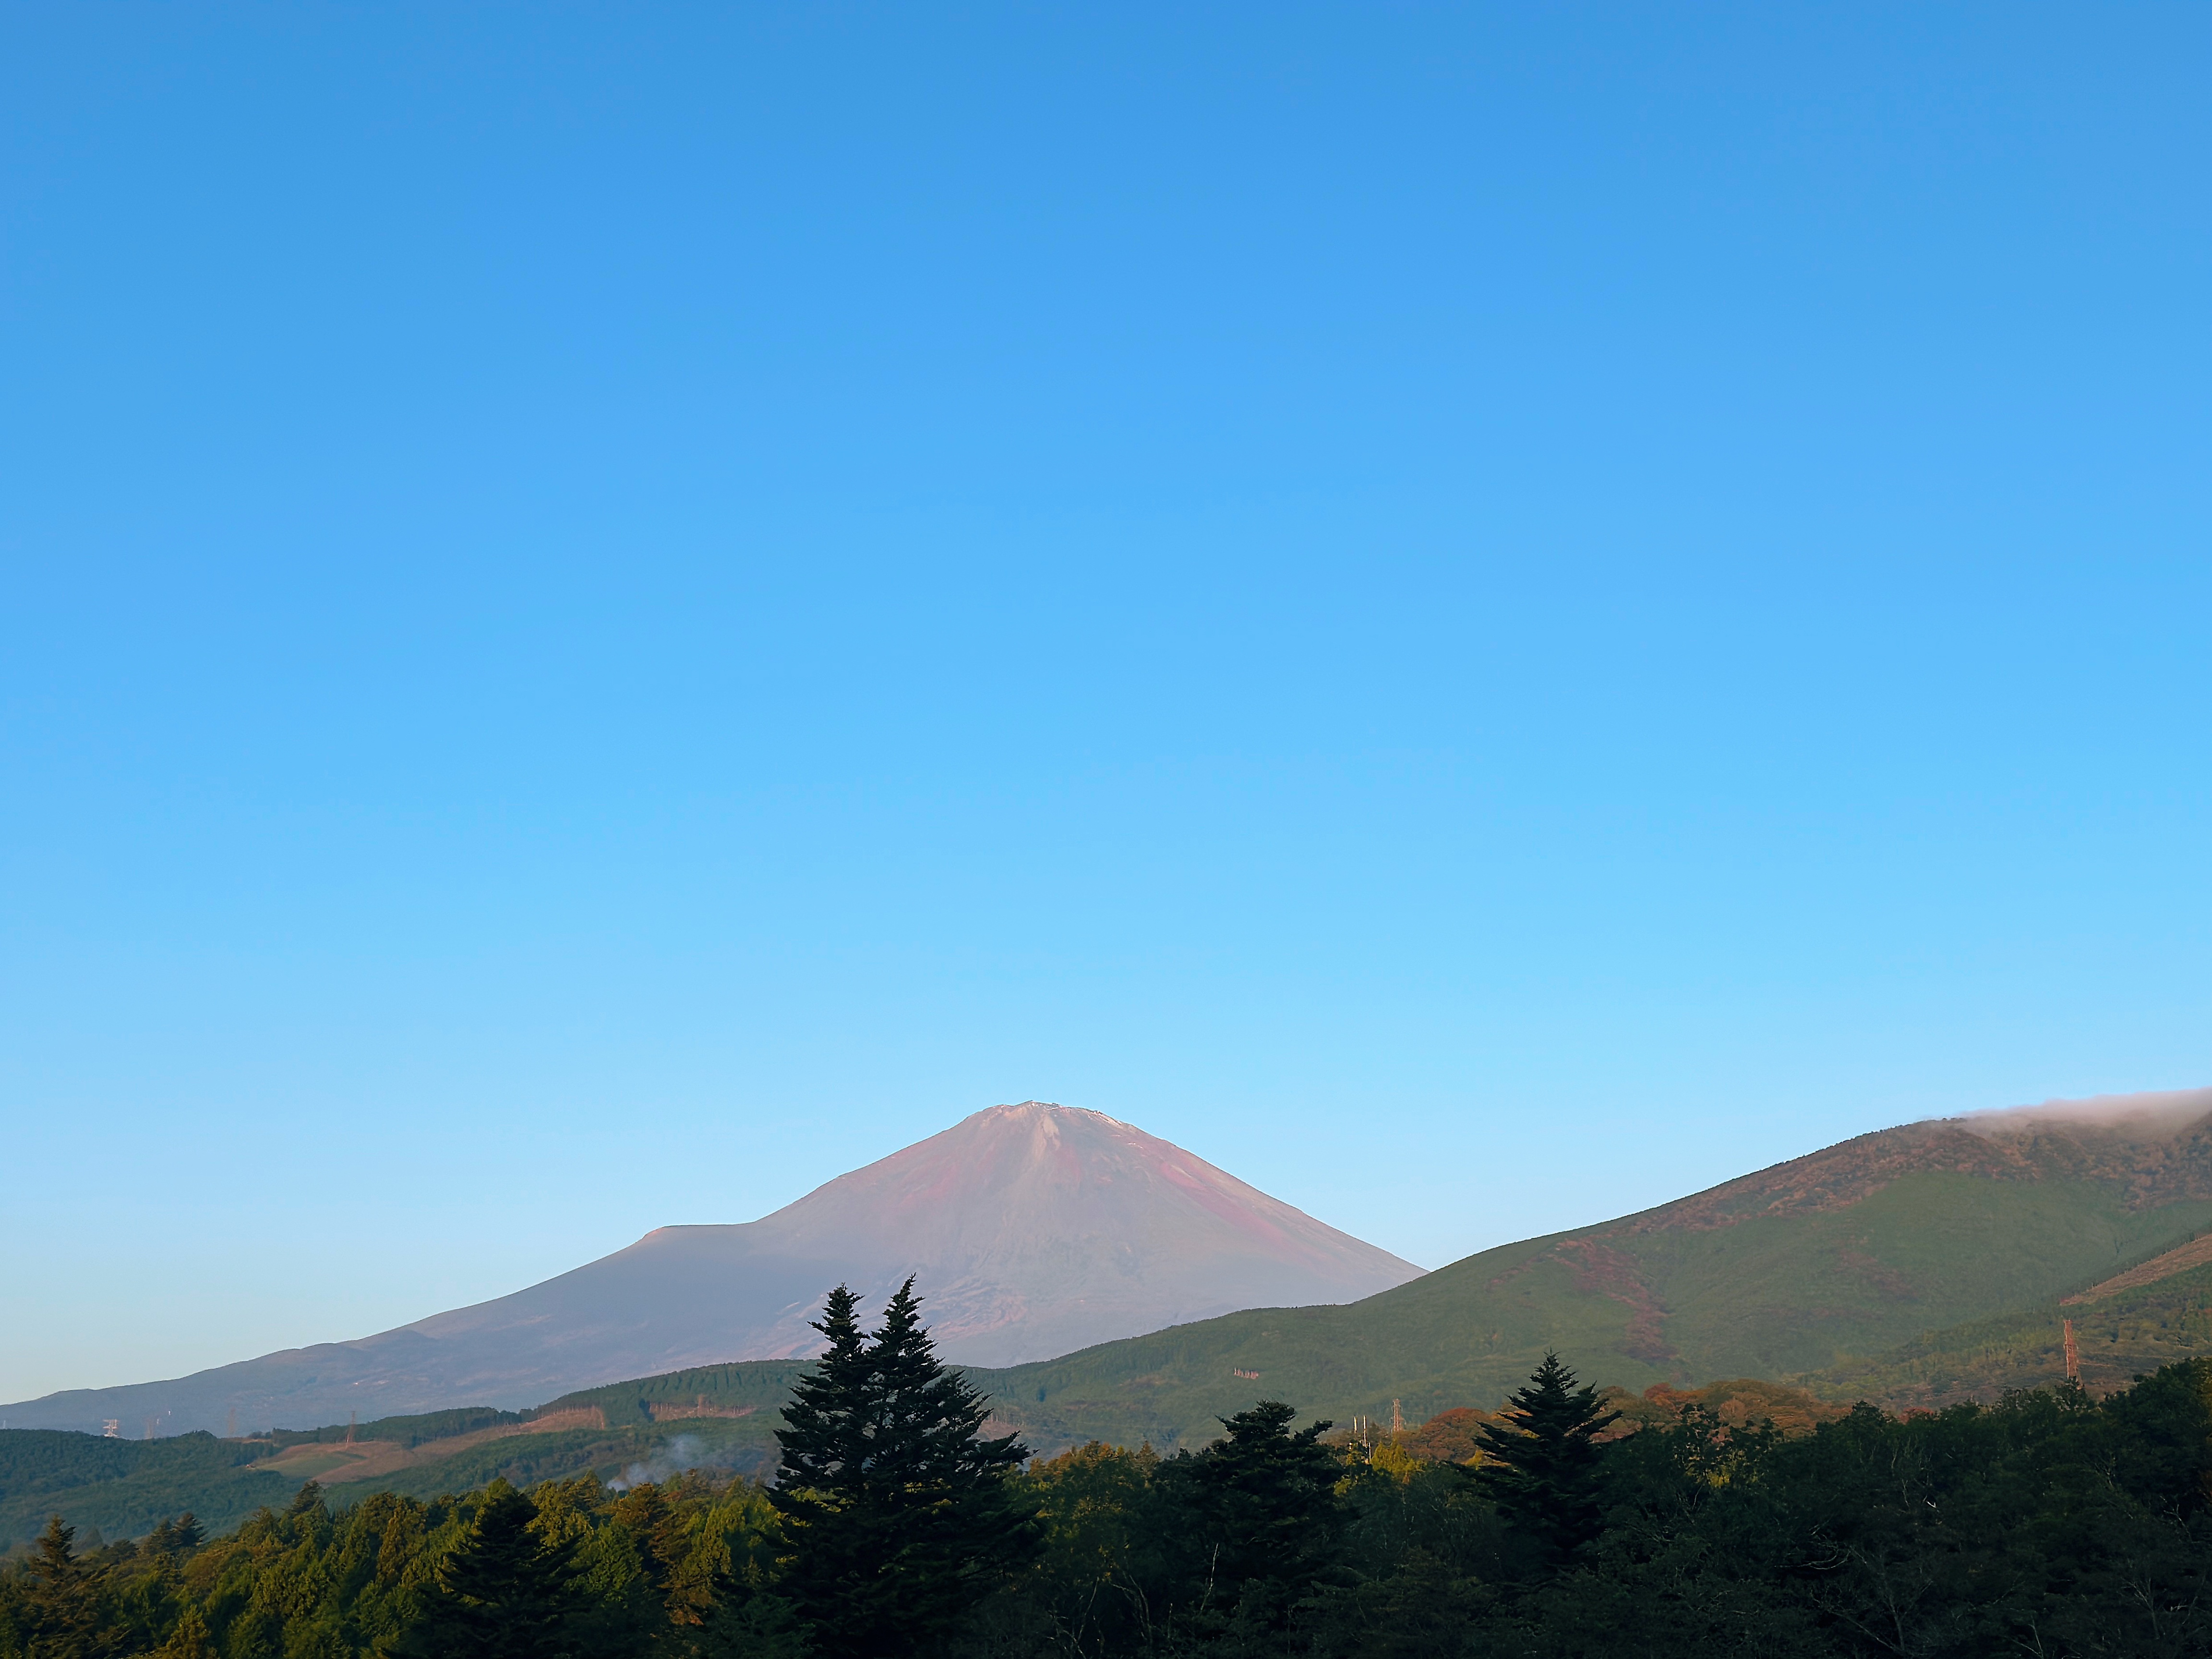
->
xmin=396 ymin=1480 xmax=590 ymax=1659
xmin=20 ymin=1515 xmax=107 ymax=1659
xmin=771 ymin=1282 xmax=873 ymax=1502
xmin=771 ymin=1278 xmax=1035 ymax=1658
xmin=1472 ymin=1351 xmax=1621 ymax=1568
xmin=1160 ymin=1399 xmax=1347 ymax=1636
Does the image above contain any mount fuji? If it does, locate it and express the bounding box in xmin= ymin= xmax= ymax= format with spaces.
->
xmin=5 ymin=1103 xmax=1423 ymax=1435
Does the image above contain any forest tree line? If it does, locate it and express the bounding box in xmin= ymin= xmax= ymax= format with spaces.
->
xmin=4 ymin=1279 xmax=2210 ymax=1658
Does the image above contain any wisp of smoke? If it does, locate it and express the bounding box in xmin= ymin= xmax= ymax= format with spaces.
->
xmin=605 ymin=1433 xmax=738 ymax=1492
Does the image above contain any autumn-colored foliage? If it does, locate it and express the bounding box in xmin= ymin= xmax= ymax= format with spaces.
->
xmin=1396 ymin=1407 xmax=1494 ymax=1464
xmin=1618 ymin=1377 xmax=1851 ymax=1438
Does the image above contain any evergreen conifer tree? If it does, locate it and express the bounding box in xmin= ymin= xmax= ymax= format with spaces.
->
xmin=155 ymin=1606 xmax=213 ymax=1659
xmin=397 ymin=1481 xmax=589 ymax=1659
xmin=697 ymin=1572 xmax=809 ymax=1659
xmin=603 ymin=1479 xmax=709 ymax=1647
xmin=1157 ymin=1398 xmax=1346 ymax=1639
xmin=771 ymin=1279 xmax=1035 ymax=1657
xmin=1472 ymin=1352 xmax=1621 ymax=1568
xmin=22 ymin=1514 xmax=113 ymax=1659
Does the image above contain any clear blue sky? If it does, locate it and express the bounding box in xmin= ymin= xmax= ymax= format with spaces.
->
xmin=3 ymin=4 xmax=2206 ymax=1404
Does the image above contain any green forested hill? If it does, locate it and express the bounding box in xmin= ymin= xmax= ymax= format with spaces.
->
xmin=0 ymin=1432 xmax=294 ymax=1551
xmin=962 ymin=1116 xmax=2212 ymax=1450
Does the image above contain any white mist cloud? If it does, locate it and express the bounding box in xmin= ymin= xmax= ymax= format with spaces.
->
xmin=1952 ymin=1086 xmax=2212 ymax=1138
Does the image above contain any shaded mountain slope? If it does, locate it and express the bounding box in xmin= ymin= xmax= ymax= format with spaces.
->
xmin=2 ymin=1103 xmax=1420 ymax=1435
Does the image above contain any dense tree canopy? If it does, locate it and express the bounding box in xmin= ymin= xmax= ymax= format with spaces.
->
xmin=3 ymin=1355 xmax=2209 ymax=1658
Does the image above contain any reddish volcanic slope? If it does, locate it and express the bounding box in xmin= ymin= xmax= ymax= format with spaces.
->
xmin=712 ymin=1101 xmax=1419 ymax=1359
xmin=417 ymin=1102 xmax=1422 ymax=1375
xmin=5 ymin=1104 xmax=1421 ymax=1433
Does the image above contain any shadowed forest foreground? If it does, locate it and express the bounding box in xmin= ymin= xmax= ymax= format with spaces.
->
xmin=4 ymin=1284 xmax=2210 ymax=1659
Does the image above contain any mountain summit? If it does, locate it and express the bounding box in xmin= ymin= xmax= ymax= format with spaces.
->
xmin=4 ymin=1103 xmax=1422 ymax=1434
xmin=686 ymin=1101 xmax=1424 ymax=1359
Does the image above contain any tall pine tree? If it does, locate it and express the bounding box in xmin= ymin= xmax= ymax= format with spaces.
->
xmin=397 ymin=1481 xmax=589 ymax=1659
xmin=1472 ymin=1351 xmax=1622 ymax=1569
xmin=772 ymin=1279 xmax=1036 ymax=1657
xmin=1160 ymin=1399 xmax=1347 ymax=1635
xmin=21 ymin=1515 xmax=105 ymax=1659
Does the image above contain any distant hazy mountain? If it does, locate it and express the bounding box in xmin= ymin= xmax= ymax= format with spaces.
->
xmin=2 ymin=1103 xmax=1422 ymax=1435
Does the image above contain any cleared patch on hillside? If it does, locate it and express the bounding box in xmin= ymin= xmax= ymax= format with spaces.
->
xmin=244 ymin=1406 xmax=610 ymax=1486
xmin=2063 ymin=1232 xmax=2212 ymax=1305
